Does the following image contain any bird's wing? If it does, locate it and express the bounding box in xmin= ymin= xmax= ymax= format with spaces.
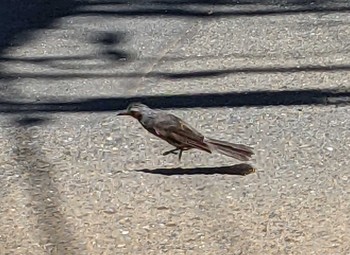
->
xmin=153 ymin=113 xmax=211 ymax=153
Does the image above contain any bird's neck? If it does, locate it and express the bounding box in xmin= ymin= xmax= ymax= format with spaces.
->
xmin=131 ymin=111 xmax=142 ymax=121
xmin=138 ymin=114 xmax=147 ymax=126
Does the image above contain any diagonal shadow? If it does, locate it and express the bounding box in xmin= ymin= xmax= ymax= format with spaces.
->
xmin=136 ymin=163 xmax=256 ymax=176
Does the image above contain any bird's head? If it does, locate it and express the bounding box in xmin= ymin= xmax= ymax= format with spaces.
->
xmin=117 ymin=102 xmax=152 ymax=120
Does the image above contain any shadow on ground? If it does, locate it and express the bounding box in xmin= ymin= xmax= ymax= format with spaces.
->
xmin=75 ymin=0 xmax=350 ymax=18
xmin=8 ymin=117 xmax=80 ymax=254
xmin=137 ymin=163 xmax=256 ymax=176
xmin=0 ymin=88 xmax=348 ymax=114
xmin=0 ymin=0 xmax=81 ymax=253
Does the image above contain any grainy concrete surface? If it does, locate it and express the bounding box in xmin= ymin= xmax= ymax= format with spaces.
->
xmin=0 ymin=1 xmax=349 ymax=254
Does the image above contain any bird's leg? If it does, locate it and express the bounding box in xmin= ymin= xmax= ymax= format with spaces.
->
xmin=178 ymin=149 xmax=183 ymax=161
xmin=163 ymin=147 xmax=187 ymax=161
xmin=162 ymin=148 xmax=180 ymax=156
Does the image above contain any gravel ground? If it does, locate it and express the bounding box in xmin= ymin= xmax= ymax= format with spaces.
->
xmin=0 ymin=1 xmax=350 ymax=255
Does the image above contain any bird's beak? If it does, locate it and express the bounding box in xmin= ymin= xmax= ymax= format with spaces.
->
xmin=117 ymin=111 xmax=129 ymax=116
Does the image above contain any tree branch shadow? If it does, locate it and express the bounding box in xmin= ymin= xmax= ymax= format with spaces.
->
xmin=0 ymin=88 xmax=348 ymax=114
xmin=75 ymin=2 xmax=350 ymax=18
xmin=9 ymin=117 xmax=81 ymax=254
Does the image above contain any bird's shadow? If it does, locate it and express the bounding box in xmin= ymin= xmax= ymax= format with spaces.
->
xmin=136 ymin=163 xmax=256 ymax=176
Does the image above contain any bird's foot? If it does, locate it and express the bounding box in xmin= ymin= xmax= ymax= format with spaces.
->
xmin=162 ymin=148 xmax=185 ymax=162
xmin=162 ymin=148 xmax=180 ymax=156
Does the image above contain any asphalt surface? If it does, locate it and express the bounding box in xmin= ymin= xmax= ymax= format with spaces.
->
xmin=0 ymin=1 xmax=349 ymax=254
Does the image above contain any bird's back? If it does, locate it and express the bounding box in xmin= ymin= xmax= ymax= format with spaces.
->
xmin=152 ymin=111 xmax=204 ymax=140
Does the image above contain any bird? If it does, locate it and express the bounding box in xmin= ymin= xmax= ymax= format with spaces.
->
xmin=117 ymin=102 xmax=254 ymax=161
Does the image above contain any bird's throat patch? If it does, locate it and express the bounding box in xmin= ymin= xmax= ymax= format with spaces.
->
xmin=131 ymin=111 xmax=142 ymax=120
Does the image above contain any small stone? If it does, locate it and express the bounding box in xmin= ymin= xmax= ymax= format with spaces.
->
xmin=341 ymin=176 xmax=348 ymax=181
xmin=156 ymin=206 xmax=169 ymax=210
xmin=103 ymin=208 xmax=117 ymax=214
xmin=326 ymin=147 xmax=333 ymax=151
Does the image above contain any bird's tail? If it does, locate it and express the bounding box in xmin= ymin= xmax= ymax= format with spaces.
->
xmin=205 ymin=137 xmax=254 ymax=161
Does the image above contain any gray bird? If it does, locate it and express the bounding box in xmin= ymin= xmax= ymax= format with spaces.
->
xmin=118 ymin=102 xmax=254 ymax=161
